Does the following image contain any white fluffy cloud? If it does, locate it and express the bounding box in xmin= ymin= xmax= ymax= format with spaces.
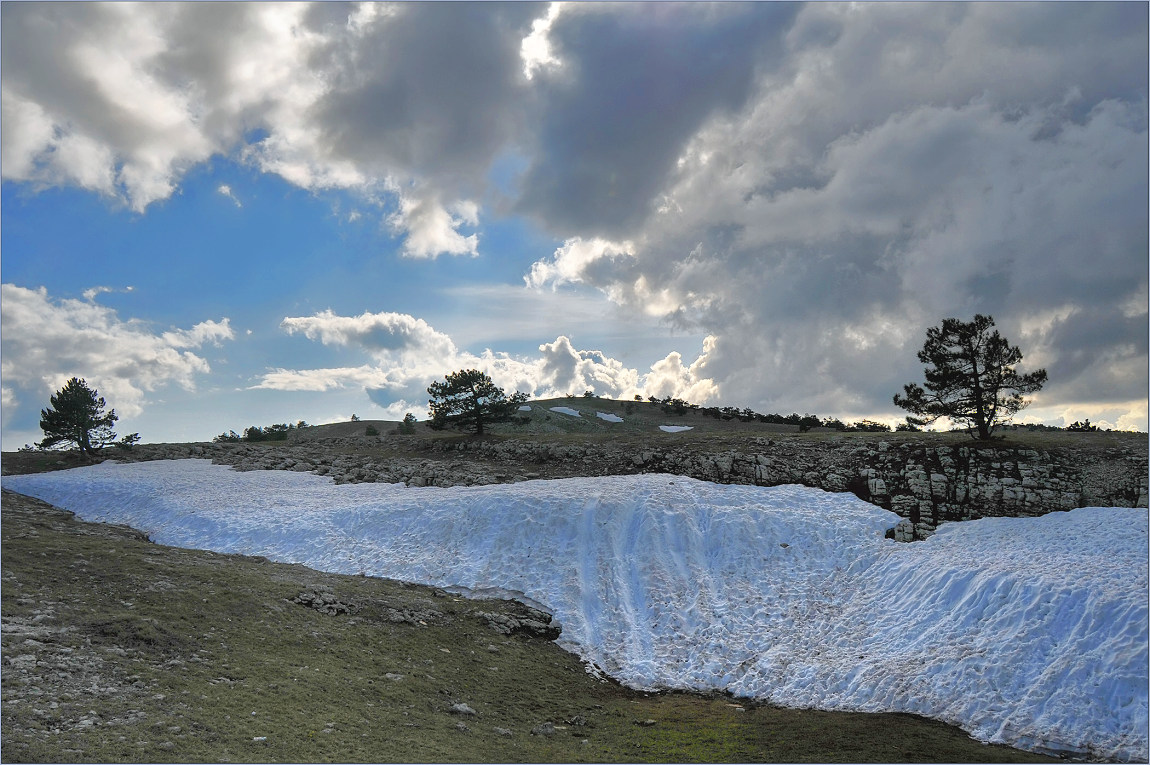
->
xmin=2 ymin=3 xmax=1145 ymax=425
xmin=0 ymin=2 xmax=507 ymax=256
xmin=1 ymin=4 xmax=220 ymax=210
xmin=258 ymin=309 xmax=717 ymax=414
xmin=387 ymin=187 xmax=480 ymax=259
xmin=1 ymin=284 xmax=234 ymax=418
xmin=279 ymin=309 xmax=458 ymax=362
xmin=526 ymin=237 xmax=634 ymax=290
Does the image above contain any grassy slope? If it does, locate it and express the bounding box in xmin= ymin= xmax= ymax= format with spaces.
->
xmin=1 ymin=490 xmax=1058 ymax=763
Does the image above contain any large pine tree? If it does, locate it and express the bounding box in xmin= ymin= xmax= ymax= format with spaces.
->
xmin=39 ymin=377 xmax=120 ymax=455
xmin=427 ymin=369 xmax=525 ymax=435
xmin=893 ymin=315 xmax=1047 ymax=440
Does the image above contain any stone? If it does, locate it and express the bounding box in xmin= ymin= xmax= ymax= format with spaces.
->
xmin=479 ymin=608 xmax=561 ymax=640
xmin=293 ymin=588 xmax=353 ymax=615
xmin=449 ymin=703 xmax=477 ymax=716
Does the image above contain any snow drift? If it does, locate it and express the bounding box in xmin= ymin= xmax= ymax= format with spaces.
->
xmin=5 ymin=460 xmax=1146 ymax=761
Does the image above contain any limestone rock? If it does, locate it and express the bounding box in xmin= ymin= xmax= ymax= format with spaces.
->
xmin=292 ymin=588 xmax=353 ymax=615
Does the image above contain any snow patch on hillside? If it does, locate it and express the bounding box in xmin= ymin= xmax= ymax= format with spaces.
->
xmin=4 ymin=461 xmax=1146 ymax=762
xmin=596 ymin=412 xmax=623 ymax=423
xmin=550 ymin=406 xmax=581 ymax=417
xmin=659 ymin=425 xmax=693 ymax=432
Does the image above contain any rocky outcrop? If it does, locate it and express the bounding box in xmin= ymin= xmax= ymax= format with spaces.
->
xmin=94 ymin=434 xmax=1148 ymax=540
xmin=478 ymin=606 xmax=561 ymax=640
xmin=293 ymin=587 xmax=354 ymax=615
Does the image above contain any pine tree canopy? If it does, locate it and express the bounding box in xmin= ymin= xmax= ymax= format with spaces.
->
xmin=38 ymin=377 xmax=121 ymax=455
xmin=893 ymin=315 xmax=1047 ymax=440
xmin=427 ymin=369 xmax=526 ymax=435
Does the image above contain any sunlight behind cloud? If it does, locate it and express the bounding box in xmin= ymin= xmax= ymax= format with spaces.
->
xmin=521 ymin=3 xmax=564 ymax=80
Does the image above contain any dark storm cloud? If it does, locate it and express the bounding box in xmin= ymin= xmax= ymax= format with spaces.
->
xmin=515 ymin=3 xmax=801 ymax=238
xmin=525 ymin=3 xmax=1147 ymax=423
xmin=311 ymin=2 xmax=538 ymax=194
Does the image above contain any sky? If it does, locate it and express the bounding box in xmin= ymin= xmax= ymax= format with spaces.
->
xmin=1 ymin=1 xmax=1147 ymax=447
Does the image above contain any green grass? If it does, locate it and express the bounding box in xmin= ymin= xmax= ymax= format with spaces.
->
xmin=2 ymin=490 xmax=1058 ymax=763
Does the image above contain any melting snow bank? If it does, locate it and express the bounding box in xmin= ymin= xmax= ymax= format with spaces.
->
xmin=5 ymin=460 xmax=1147 ymax=762
xmin=549 ymin=406 xmax=581 ymax=417
xmin=659 ymin=425 xmax=693 ymax=433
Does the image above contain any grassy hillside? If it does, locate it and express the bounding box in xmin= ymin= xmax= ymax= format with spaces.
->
xmin=289 ymin=396 xmax=802 ymax=441
xmin=282 ymin=395 xmax=1144 ymax=454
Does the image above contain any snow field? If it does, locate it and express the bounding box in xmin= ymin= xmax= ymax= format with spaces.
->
xmin=659 ymin=424 xmax=694 ymax=432
xmin=4 ymin=460 xmax=1146 ymax=761
xmin=549 ymin=406 xmax=581 ymax=417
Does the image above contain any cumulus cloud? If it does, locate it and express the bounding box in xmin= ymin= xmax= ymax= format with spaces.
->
xmin=279 ymin=309 xmax=458 ymax=362
xmin=526 ymin=237 xmax=634 ymax=290
xmin=387 ymin=187 xmax=480 ymax=259
xmin=0 ymin=2 xmax=529 ymax=255
xmin=1 ymin=284 xmax=234 ymax=417
xmin=1 ymin=4 xmax=218 ymax=210
xmin=513 ymin=2 xmax=800 ymax=238
xmin=521 ymin=3 xmax=1147 ymax=422
xmin=259 ymin=309 xmax=717 ymax=413
xmin=3 ymin=2 xmax=1145 ymax=424
xmin=537 ymin=335 xmax=639 ymax=396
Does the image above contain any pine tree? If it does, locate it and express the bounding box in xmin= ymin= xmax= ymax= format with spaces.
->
xmin=39 ymin=377 xmax=121 ymax=455
xmin=893 ymin=315 xmax=1047 ymax=440
xmin=427 ymin=369 xmax=525 ymax=435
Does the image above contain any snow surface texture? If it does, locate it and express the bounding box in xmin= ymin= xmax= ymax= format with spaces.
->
xmin=596 ymin=412 xmax=624 ymax=423
xmin=659 ymin=425 xmax=693 ymax=432
xmin=5 ymin=461 xmax=1147 ymax=761
xmin=549 ymin=406 xmax=581 ymax=417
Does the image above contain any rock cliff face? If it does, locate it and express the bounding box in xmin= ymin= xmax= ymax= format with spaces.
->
xmin=108 ymin=433 xmax=1147 ymax=540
